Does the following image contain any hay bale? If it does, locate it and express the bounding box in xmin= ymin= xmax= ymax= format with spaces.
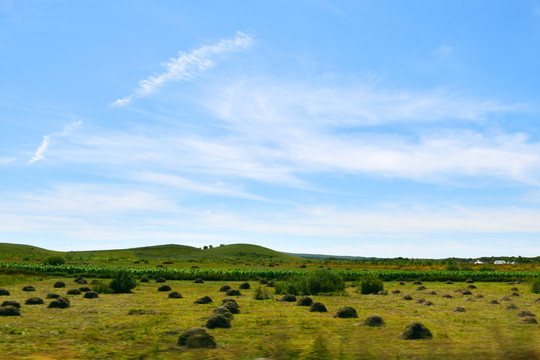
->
xmin=239 ymin=282 xmax=251 ymax=290
xmin=266 ymin=280 xmax=275 ymax=287
xmin=399 ymin=282 xmax=406 ymax=285
xmin=222 ymin=298 xmax=238 ymax=306
xmin=517 ymin=310 xmax=536 ymax=318
xmin=259 ymin=279 xmax=268 ymax=285
xmin=194 ymin=296 xmax=212 ymax=304
xmin=364 ymin=314 xmax=384 ymax=327
xmin=453 ymin=307 xmax=466 ymax=313
xmin=402 ymin=295 xmax=413 ymax=300
xmin=510 ymin=287 xmax=519 ymax=291
xmin=511 ymin=292 xmax=520 ymax=297
xmin=2 ymin=300 xmax=21 ymax=308
xmin=48 ymin=296 xmax=70 ymax=308
xmin=213 ymin=306 xmax=234 ymax=320
xmin=79 ymin=287 xmax=91 ymax=292
xmin=378 ymin=290 xmax=388 ymax=295
xmin=46 ymin=293 xmax=60 ymax=299
xmin=158 ymin=285 xmax=172 ymax=292
xmin=413 ymin=280 xmax=422 ymax=285
xmin=475 ymin=294 xmax=484 ymax=298
xmin=226 ymin=289 xmax=241 ymax=296
xmin=83 ymin=291 xmax=99 ymax=299
xmin=423 ymin=301 xmax=434 ymax=306
xmin=445 ymin=280 xmax=453 ymax=284
xmin=155 ymin=277 xmax=166 ymax=283
xmin=309 ymin=302 xmax=327 ymax=313
xmin=488 ymin=300 xmax=499 ymax=305
xmin=279 ymin=294 xmax=296 ymax=302
xmin=206 ymin=314 xmax=231 ymax=329
xmin=140 ymin=277 xmax=149 ymax=283
xmin=500 ymin=297 xmax=511 ymax=302
xmin=335 ymin=306 xmax=358 ymax=318
xmin=178 ymin=327 xmax=216 ymax=349
xmin=53 ymin=281 xmax=66 ymax=288
xmin=416 ymin=286 xmax=426 ymax=291
xmin=392 ymin=290 xmax=401 ymax=294
xmin=465 ymin=279 xmax=474 ymax=283
xmin=22 ymin=286 xmax=36 ymax=292
xmin=535 ymin=297 xmax=540 ymax=303
xmin=399 ymin=322 xmax=433 ymax=340
xmin=442 ymin=294 xmax=453 ymax=299
xmin=0 ymin=289 xmax=10 ymax=296
xmin=219 ymin=285 xmax=231 ymax=292
xmin=0 ymin=306 xmax=20 ymax=316
xmin=505 ymin=304 xmax=518 ymax=310
xmin=465 ymin=298 xmax=475 ymax=302
xmin=74 ymin=277 xmax=87 ymax=284
xmin=67 ymin=289 xmax=81 ymax=295
xmin=520 ymin=316 xmax=538 ymax=324
xmin=299 ymin=264 xmax=307 ymax=268
xmin=296 ymin=296 xmax=313 ymax=306
xmin=467 ymin=285 xmax=477 ymax=289
xmin=461 ymin=290 xmax=472 ymax=296
xmin=415 ymin=299 xmax=425 ymax=304
xmin=25 ymin=297 xmax=44 ymax=305
xmin=168 ymin=291 xmax=183 ymax=299
xmin=193 ymin=278 xmax=204 ymax=284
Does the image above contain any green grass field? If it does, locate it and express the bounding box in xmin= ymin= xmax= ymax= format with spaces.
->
xmin=0 ymin=275 xmax=539 ymax=359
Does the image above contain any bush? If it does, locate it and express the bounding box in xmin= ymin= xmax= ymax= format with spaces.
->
xmin=532 ymin=277 xmax=540 ymax=294
xmin=445 ymin=264 xmax=459 ymax=271
xmin=109 ymin=271 xmax=137 ymax=294
xmin=91 ymin=280 xmax=113 ymax=294
xmin=358 ymin=274 xmax=384 ymax=295
xmin=44 ymin=256 xmax=65 ymax=266
xmin=253 ymin=286 xmax=271 ymax=300
xmin=275 ymin=270 xmax=345 ymax=296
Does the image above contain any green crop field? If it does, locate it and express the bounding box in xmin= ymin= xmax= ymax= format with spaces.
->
xmin=0 ymin=275 xmax=539 ymax=359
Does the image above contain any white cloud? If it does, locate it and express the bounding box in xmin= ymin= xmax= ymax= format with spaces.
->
xmin=28 ymin=135 xmax=50 ymax=164
xmin=27 ymin=121 xmax=82 ymax=165
xmin=112 ymin=31 xmax=254 ymax=107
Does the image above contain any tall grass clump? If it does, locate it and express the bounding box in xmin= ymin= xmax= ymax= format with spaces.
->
xmin=357 ymin=274 xmax=383 ymax=294
xmin=253 ymin=286 xmax=272 ymax=300
xmin=109 ymin=271 xmax=137 ymax=293
xmin=43 ymin=256 xmax=65 ymax=266
xmin=275 ymin=270 xmax=345 ymax=295
xmin=531 ymin=277 xmax=540 ymax=294
xmin=91 ymin=279 xmax=113 ymax=294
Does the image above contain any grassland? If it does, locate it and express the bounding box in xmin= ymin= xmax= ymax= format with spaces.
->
xmin=0 ymin=275 xmax=539 ymax=359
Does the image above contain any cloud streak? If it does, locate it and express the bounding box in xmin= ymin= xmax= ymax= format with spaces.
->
xmin=27 ymin=121 xmax=82 ymax=165
xmin=112 ymin=31 xmax=253 ymax=107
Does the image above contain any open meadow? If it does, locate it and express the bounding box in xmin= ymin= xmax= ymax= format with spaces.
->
xmin=1 ymin=274 xmax=539 ymax=359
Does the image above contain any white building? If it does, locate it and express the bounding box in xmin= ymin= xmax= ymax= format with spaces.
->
xmin=494 ymin=260 xmax=506 ymax=265
xmin=474 ymin=260 xmax=483 ymax=265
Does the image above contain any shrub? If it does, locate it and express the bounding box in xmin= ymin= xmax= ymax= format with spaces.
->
xmin=275 ymin=270 xmax=345 ymax=296
xmin=301 ymin=335 xmax=331 ymax=360
xmin=358 ymin=274 xmax=384 ymax=295
xmin=109 ymin=271 xmax=137 ymax=294
xmin=531 ymin=277 xmax=540 ymax=294
xmin=253 ymin=286 xmax=271 ymax=300
xmin=44 ymin=256 xmax=65 ymax=266
xmin=445 ymin=264 xmax=459 ymax=271
xmin=91 ymin=280 xmax=113 ymax=294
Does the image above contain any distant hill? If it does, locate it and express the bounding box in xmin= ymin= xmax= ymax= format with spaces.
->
xmin=0 ymin=243 xmax=301 ymax=261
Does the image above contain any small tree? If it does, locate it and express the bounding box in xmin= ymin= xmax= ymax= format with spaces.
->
xmin=532 ymin=277 xmax=540 ymax=294
xmin=109 ymin=271 xmax=137 ymax=293
xmin=44 ymin=256 xmax=65 ymax=266
xmin=358 ymin=274 xmax=383 ymax=294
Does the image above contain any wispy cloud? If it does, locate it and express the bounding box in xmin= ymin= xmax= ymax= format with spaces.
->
xmin=27 ymin=121 xmax=82 ymax=165
xmin=112 ymin=31 xmax=254 ymax=107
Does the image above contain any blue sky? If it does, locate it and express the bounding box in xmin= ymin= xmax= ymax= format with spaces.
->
xmin=2 ymin=1 xmax=540 ymax=257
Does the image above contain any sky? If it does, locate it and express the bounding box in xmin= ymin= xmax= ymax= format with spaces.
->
xmin=1 ymin=1 xmax=540 ymax=258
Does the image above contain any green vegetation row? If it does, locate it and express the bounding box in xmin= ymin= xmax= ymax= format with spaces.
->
xmin=1 ymin=262 xmax=537 ymax=282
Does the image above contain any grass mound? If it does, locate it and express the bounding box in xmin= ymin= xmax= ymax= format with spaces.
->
xmin=22 ymin=286 xmax=35 ymax=292
xmin=222 ymin=299 xmax=240 ymax=314
xmin=48 ymin=296 xmax=70 ymax=309
xmin=177 ymin=327 xmax=216 ymax=349
xmin=168 ymin=291 xmax=182 ymax=299
xmin=296 ymin=296 xmax=313 ymax=306
xmin=213 ymin=306 xmax=234 ymax=320
xmin=335 ymin=306 xmax=357 ymax=318
xmin=239 ymin=282 xmax=251 ymax=290
xmin=206 ymin=313 xmax=231 ymax=329
xmin=219 ymin=285 xmax=231 ymax=292
xmin=399 ymin=322 xmax=433 ymax=340
xmin=79 ymin=287 xmax=91 ymax=292
xmin=67 ymin=289 xmax=81 ymax=295
xmin=46 ymin=293 xmax=60 ymax=299
xmin=25 ymin=297 xmax=44 ymax=305
xmin=364 ymin=314 xmax=384 ymax=327
xmin=193 ymin=278 xmax=204 ymax=284
xmin=453 ymin=307 xmax=466 ymax=313
xmin=53 ymin=281 xmax=66 ymax=288
xmin=155 ymin=277 xmax=166 ymax=283
xmin=226 ymin=289 xmax=241 ymax=296
xmin=0 ymin=289 xmax=10 ymax=296
xmin=75 ymin=277 xmax=87 ymax=284
xmin=194 ymin=296 xmax=212 ymax=304
xmin=158 ymin=285 xmax=171 ymax=292
xmin=279 ymin=294 xmax=296 ymax=302
xmin=309 ymin=302 xmax=327 ymax=313
xmin=83 ymin=291 xmax=99 ymax=299
xmin=2 ymin=300 xmax=21 ymax=308
xmin=0 ymin=306 xmax=20 ymax=316
xmin=520 ymin=316 xmax=538 ymax=324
